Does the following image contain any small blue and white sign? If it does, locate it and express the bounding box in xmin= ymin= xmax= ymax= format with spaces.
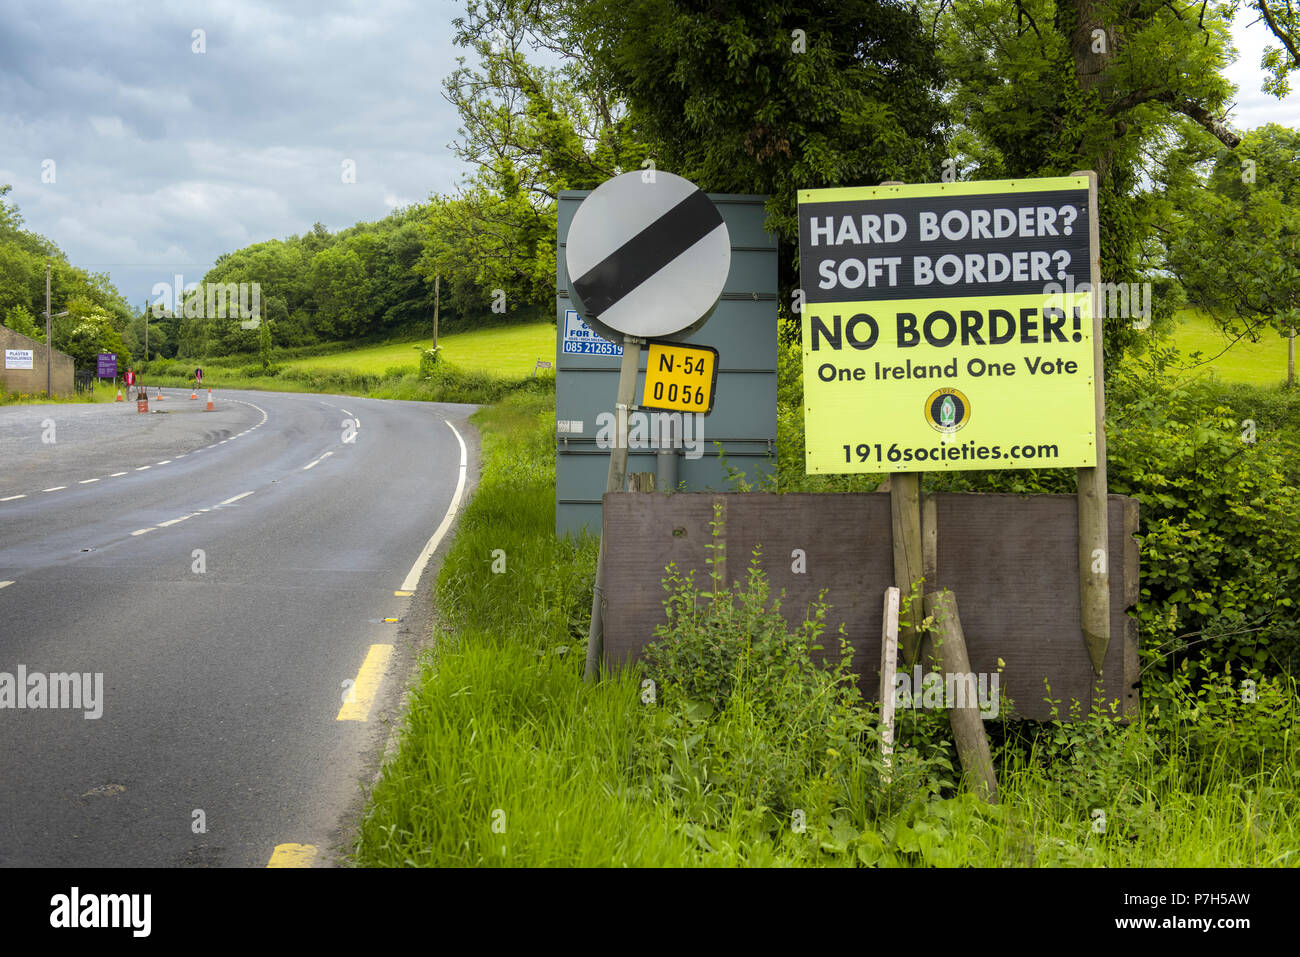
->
xmin=562 ymin=309 xmax=623 ymax=356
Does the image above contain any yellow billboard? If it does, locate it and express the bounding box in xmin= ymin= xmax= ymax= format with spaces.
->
xmin=798 ymin=177 xmax=1098 ymax=473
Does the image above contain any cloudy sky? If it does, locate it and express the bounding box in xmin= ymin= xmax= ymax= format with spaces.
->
xmin=0 ymin=0 xmax=1296 ymax=309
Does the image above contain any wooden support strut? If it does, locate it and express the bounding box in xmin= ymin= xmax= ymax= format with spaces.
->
xmin=1071 ymin=170 xmax=1110 ymax=676
xmin=924 ymin=589 xmax=999 ymax=803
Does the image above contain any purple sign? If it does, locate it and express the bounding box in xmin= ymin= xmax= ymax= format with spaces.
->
xmin=96 ymin=353 xmax=117 ymax=378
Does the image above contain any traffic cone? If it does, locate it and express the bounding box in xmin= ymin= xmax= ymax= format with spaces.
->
xmin=155 ymin=386 xmax=164 ymax=400
xmin=204 ymin=389 xmax=214 ymax=412
xmin=115 ymin=388 xmax=123 ymax=402
xmin=190 ymin=388 xmax=197 ymax=399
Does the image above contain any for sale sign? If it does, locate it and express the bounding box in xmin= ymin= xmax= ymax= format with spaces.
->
xmin=561 ymin=308 xmax=623 ymax=357
xmin=797 ymin=176 xmax=1098 ymax=474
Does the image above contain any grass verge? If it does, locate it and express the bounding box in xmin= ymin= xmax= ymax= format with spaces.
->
xmin=350 ymin=392 xmax=695 ymax=866
xmin=353 ymin=387 xmax=1300 ymax=867
xmin=0 ymin=380 xmax=121 ymax=405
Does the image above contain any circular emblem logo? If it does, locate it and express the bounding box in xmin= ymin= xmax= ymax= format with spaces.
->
xmin=925 ymin=388 xmax=971 ymax=434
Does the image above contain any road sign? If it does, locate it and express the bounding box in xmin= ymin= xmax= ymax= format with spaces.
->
xmin=561 ymin=309 xmax=622 ymax=356
xmin=555 ymin=189 xmax=778 ymax=537
xmin=565 ymin=171 xmax=730 ymax=342
xmin=797 ymin=176 xmax=1097 ymax=474
xmin=641 ymin=341 xmax=719 ymax=414
xmin=96 ymin=353 xmax=117 ymax=378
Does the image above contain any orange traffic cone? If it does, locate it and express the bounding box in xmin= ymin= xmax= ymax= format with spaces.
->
xmin=204 ymin=389 xmax=214 ymax=412
xmin=115 ymin=388 xmax=123 ymax=402
xmin=190 ymin=388 xmax=197 ymax=399
xmin=155 ymin=387 xmax=163 ymax=400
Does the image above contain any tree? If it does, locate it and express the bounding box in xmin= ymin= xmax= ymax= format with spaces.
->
xmin=3 ymin=303 xmax=42 ymax=340
xmin=934 ymin=0 xmax=1249 ymax=365
xmin=1239 ymin=0 xmax=1300 ymax=96
xmin=308 ymin=245 xmax=367 ymax=339
xmin=56 ymin=307 xmax=132 ymax=372
xmin=571 ymin=0 xmax=947 ymax=245
xmin=426 ymin=0 xmax=651 ymax=313
xmin=1163 ymin=124 xmax=1300 ymax=385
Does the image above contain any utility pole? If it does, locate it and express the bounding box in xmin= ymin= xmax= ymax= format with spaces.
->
xmin=433 ymin=273 xmax=440 ymax=351
xmin=144 ymin=300 xmax=149 ymax=362
xmin=1290 ymin=238 xmax=1296 ymax=390
xmin=45 ymin=262 xmax=52 ymax=396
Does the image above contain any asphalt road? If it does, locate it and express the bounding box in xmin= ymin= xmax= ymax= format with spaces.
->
xmin=0 ymin=388 xmax=478 ymax=867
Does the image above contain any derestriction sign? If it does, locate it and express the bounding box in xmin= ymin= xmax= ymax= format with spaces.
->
xmin=798 ymin=176 xmax=1097 ymax=473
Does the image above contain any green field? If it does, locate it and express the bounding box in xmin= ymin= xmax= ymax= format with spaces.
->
xmin=279 ymin=322 xmax=555 ymax=377
xmin=1168 ymin=309 xmax=1294 ymax=387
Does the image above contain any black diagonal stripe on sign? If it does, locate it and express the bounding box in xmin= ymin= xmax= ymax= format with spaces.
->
xmin=572 ymin=188 xmax=722 ymax=317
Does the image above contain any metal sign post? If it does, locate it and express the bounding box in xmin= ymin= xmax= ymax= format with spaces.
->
xmin=584 ymin=335 xmax=642 ymax=680
xmin=569 ymin=170 xmax=731 ymax=680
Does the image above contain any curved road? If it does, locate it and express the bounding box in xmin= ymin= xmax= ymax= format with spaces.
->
xmin=0 ymin=388 xmax=478 ymax=867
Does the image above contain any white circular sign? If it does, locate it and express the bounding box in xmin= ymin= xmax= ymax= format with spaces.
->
xmin=566 ymin=171 xmax=730 ymax=340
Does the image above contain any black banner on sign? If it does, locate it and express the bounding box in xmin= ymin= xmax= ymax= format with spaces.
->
xmin=799 ymin=188 xmax=1090 ymax=303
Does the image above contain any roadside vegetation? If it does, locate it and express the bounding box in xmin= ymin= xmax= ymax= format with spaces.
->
xmin=353 ymin=337 xmax=1300 ymax=866
xmin=131 ymin=321 xmax=555 ymax=405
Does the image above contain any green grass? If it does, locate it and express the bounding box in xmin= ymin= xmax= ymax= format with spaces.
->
xmin=276 ymin=322 xmax=555 ymax=378
xmin=137 ymin=321 xmax=557 ymax=404
xmin=0 ymin=379 xmax=122 ymax=405
xmin=1168 ymin=308 xmax=1294 ymax=388
xmin=351 ymin=393 xmax=698 ymax=866
xmin=353 ymin=386 xmax=1300 ymax=867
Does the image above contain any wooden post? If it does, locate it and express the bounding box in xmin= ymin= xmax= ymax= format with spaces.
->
xmin=891 ymin=472 xmax=924 ymax=665
xmin=924 ymin=589 xmax=998 ymax=803
xmin=1288 ymin=326 xmax=1295 ymax=389
xmin=879 ymin=586 xmax=900 ymax=780
xmin=584 ymin=335 xmax=644 ymax=681
xmin=875 ymin=181 xmax=927 ymax=666
xmin=1071 ymin=170 xmax=1110 ymax=676
xmin=45 ymin=263 xmax=52 ymax=396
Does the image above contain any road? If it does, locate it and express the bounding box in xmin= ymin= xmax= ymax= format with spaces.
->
xmin=0 ymin=388 xmax=478 ymax=867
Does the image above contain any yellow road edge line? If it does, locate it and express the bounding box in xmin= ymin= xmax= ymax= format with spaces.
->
xmin=337 ymin=644 xmax=394 ymax=721
xmin=266 ymin=843 xmax=318 ymax=868
xmin=393 ymin=590 xmax=413 ymax=597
